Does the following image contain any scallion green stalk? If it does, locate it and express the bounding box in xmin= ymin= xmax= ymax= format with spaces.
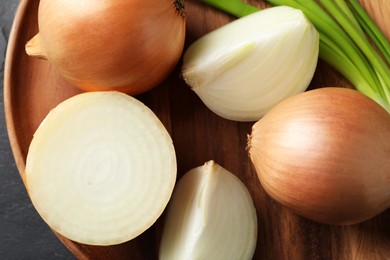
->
xmin=200 ymin=0 xmax=258 ymax=17
xmin=200 ymin=0 xmax=390 ymax=112
xmin=348 ymin=0 xmax=390 ymax=64
xmin=319 ymin=0 xmax=390 ymax=99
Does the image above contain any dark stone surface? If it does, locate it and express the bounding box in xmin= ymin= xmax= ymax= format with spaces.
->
xmin=0 ymin=0 xmax=74 ymax=259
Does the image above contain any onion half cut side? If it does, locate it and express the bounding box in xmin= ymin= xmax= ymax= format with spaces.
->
xmin=25 ymin=91 xmax=177 ymax=246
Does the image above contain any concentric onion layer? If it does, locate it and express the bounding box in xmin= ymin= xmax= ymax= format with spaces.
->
xmin=25 ymin=91 xmax=176 ymax=245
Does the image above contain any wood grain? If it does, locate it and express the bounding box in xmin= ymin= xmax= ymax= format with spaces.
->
xmin=4 ymin=0 xmax=390 ymax=259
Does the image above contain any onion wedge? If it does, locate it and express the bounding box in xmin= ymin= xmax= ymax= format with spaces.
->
xmin=25 ymin=91 xmax=177 ymax=246
xmin=159 ymin=161 xmax=257 ymax=259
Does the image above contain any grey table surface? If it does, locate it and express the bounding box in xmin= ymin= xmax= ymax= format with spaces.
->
xmin=0 ymin=0 xmax=75 ymax=259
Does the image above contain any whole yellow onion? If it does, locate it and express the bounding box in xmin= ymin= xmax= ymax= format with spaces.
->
xmin=249 ymin=88 xmax=390 ymax=225
xmin=26 ymin=0 xmax=186 ymax=94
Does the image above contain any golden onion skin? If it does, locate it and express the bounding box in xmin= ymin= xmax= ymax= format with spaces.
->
xmin=26 ymin=0 xmax=186 ymax=94
xmin=249 ymin=87 xmax=390 ymax=225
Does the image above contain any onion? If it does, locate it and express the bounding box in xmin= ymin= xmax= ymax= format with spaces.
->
xmin=26 ymin=0 xmax=186 ymax=94
xmin=25 ymin=91 xmax=177 ymax=245
xmin=159 ymin=161 xmax=257 ymax=259
xmin=248 ymin=87 xmax=390 ymax=225
xmin=182 ymin=6 xmax=319 ymax=121
xmin=201 ymin=0 xmax=390 ymax=113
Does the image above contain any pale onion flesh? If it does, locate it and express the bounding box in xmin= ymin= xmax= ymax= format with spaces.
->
xmin=25 ymin=92 xmax=177 ymax=245
xmin=26 ymin=0 xmax=186 ymax=95
xmin=248 ymin=88 xmax=390 ymax=225
xmin=182 ymin=6 xmax=319 ymax=121
xmin=159 ymin=160 xmax=257 ymax=260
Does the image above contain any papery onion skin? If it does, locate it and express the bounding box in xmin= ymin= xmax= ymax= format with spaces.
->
xmin=248 ymin=87 xmax=390 ymax=225
xmin=26 ymin=0 xmax=186 ymax=95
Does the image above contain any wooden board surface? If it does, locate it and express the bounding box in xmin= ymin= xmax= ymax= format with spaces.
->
xmin=4 ymin=0 xmax=390 ymax=259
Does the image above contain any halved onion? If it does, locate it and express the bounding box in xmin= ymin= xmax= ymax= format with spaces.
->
xmin=25 ymin=91 xmax=177 ymax=245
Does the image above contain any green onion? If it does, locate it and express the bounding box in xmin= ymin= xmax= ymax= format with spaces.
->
xmin=200 ymin=0 xmax=390 ymax=112
xmin=348 ymin=0 xmax=390 ymax=64
xmin=199 ymin=0 xmax=258 ymax=17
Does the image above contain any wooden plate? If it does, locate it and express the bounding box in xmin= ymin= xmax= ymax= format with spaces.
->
xmin=4 ymin=0 xmax=390 ymax=259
